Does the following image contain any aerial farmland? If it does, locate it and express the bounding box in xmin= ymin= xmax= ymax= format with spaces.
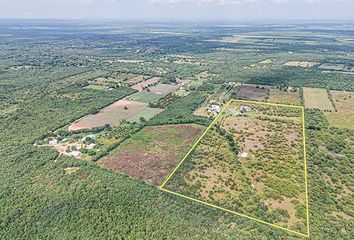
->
xmin=1 ymin=17 xmax=353 ymax=240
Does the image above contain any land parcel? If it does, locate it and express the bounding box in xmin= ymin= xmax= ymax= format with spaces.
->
xmin=68 ymin=100 xmax=162 ymax=131
xmin=99 ymin=124 xmax=205 ymax=186
xmin=303 ymin=87 xmax=334 ymax=111
xmin=161 ymin=100 xmax=309 ymax=238
xmin=326 ymin=90 xmax=354 ymax=129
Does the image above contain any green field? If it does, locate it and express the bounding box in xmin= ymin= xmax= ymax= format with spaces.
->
xmin=127 ymin=91 xmax=164 ymax=103
xmin=84 ymin=84 xmax=107 ymax=90
xmin=126 ymin=108 xmax=163 ymax=123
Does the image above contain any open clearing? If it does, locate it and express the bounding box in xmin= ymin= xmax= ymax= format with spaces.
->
xmin=162 ymin=100 xmax=308 ymax=236
xmin=126 ymin=108 xmax=163 ymax=123
xmin=84 ymin=84 xmax=107 ymax=91
xmin=99 ymin=124 xmax=205 ymax=186
xmin=131 ymin=77 xmax=161 ymax=91
xmin=284 ymin=61 xmax=318 ymax=68
xmin=127 ymin=91 xmax=164 ymax=103
xmin=268 ymin=88 xmax=301 ymax=105
xmin=68 ymin=100 xmax=159 ymax=131
xmin=236 ymin=84 xmax=269 ymax=101
xmin=326 ymin=91 xmax=354 ymax=129
xmin=303 ymin=87 xmax=334 ymax=111
xmin=149 ymin=83 xmax=180 ymax=95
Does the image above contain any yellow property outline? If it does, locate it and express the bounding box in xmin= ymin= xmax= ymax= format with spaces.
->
xmin=160 ymin=99 xmax=310 ymax=238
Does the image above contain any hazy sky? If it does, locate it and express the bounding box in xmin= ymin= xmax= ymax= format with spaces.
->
xmin=0 ymin=0 xmax=353 ymax=20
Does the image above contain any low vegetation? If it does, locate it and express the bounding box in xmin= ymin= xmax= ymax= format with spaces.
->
xmin=164 ymin=101 xmax=308 ymax=234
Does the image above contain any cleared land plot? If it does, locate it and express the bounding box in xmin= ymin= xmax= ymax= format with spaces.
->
xmin=268 ymin=88 xmax=301 ymax=105
xmin=259 ymin=59 xmax=274 ymax=64
xmin=236 ymin=84 xmax=269 ymax=101
xmin=68 ymin=100 xmax=155 ymax=131
xmin=284 ymin=61 xmax=318 ymax=68
xmin=126 ymin=108 xmax=163 ymax=123
xmin=163 ymin=101 xmax=308 ymax=236
xmin=99 ymin=124 xmax=205 ymax=186
xmin=84 ymin=84 xmax=107 ymax=91
xmin=149 ymin=83 xmax=180 ymax=95
xmin=100 ymin=73 xmax=148 ymax=86
xmin=131 ymin=77 xmax=161 ymax=91
xmin=127 ymin=91 xmax=164 ymax=103
xmin=303 ymin=87 xmax=334 ymax=111
xmin=326 ymin=91 xmax=354 ymax=129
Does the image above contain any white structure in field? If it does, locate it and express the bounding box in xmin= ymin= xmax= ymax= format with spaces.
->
xmin=69 ymin=151 xmax=81 ymax=158
xmin=207 ymin=104 xmax=221 ymax=115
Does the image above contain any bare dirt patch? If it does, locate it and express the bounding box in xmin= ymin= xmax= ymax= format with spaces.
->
xmin=284 ymin=61 xmax=318 ymax=68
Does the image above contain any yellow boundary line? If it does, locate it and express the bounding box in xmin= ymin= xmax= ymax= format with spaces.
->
xmin=160 ymin=99 xmax=310 ymax=238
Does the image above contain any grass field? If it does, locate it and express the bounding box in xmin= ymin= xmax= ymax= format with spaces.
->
xmin=303 ymin=87 xmax=334 ymax=111
xmin=84 ymin=84 xmax=107 ymax=90
xmin=68 ymin=100 xmax=150 ymax=131
xmin=127 ymin=91 xmax=164 ymax=103
xmin=126 ymin=108 xmax=163 ymax=123
xmin=163 ymin=101 xmax=308 ymax=235
xmin=149 ymin=83 xmax=180 ymax=95
xmin=268 ymin=88 xmax=301 ymax=105
xmin=326 ymin=91 xmax=354 ymax=129
xmin=99 ymin=124 xmax=205 ymax=185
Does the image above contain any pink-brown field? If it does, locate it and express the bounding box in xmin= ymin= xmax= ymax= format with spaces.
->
xmin=236 ymin=84 xmax=270 ymax=101
xmin=99 ymin=124 xmax=205 ymax=186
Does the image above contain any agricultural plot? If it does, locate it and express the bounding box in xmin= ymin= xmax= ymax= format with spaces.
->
xmin=99 ymin=124 xmax=205 ymax=186
xmin=131 ymin=77 xmax=161 ymax=91
xmin=162 ymin=100 xmax=309 ymax=237
xmin=148 ymin=83 xmax=180 ymax=95
xmin=259 ymin=59 xmax=274 ymax=64
xmin=325 ymin=91 xmax=354 ymax=129
xmin=268 ymin=88 xmax=301 ymax=105
xmin=235 ymin=84 xmax=269 ymax=101
xmin=284 ymin=61 xmax=318 ymax=68
xmin=84 ymin=84 xmax=107 ymax=91
xmin=68 ymin=100 xmax=158 ymax=131
xmin=100 ymin=73 xmax=148 ymax=86
xmin=127 ymin=91 xmax=164 ymax=103
xmin=303 ymin=87 xmax=334 ymax=111
xmin=126 ymin=108 xmax=163 ymax=123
